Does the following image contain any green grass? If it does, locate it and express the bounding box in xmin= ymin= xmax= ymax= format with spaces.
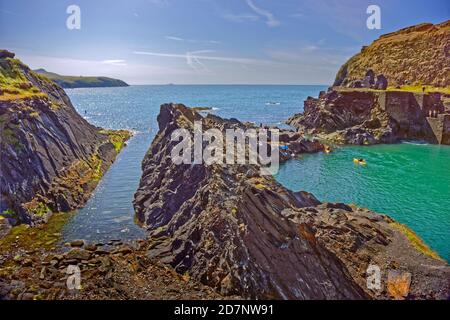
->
xmin=0 ymin=57 xmax=46 ymax=101
xmin=34 ymin=69 xmax=129 ymax=88
xmin=100 ymin=129 xmax=132 ymax=153
xmin=1 ymin=209 xmax=17 ymax=219
xmin=0 ymin=212 xmax=74 ymax=254
xmin=386 ymin=85 xmax=450 ymax=94
xmin=390 ymin=221 xmax=442 ymax=261
xmin=335 ymin=86 xmax=450 ymax=95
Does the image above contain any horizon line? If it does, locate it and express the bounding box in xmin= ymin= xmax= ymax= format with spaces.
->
xmin=121 ymin=83 xmax=330 ymax=86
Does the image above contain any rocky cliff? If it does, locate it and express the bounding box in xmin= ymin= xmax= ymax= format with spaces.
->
xmin=334 ymin=21 xmax=450 ymax=88
xmin=0 ymin=50 xmax=130 ymax=235
xmin=134 ymin=104 xmax=449 ymax=299
xmin=287 ymin=20 xmax=450 ymax=145
xmin=287 ymin=89 xmax=449 ymax=145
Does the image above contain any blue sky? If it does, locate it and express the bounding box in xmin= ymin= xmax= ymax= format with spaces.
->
xmin=1 ymin=0 xmax=448 ymax=84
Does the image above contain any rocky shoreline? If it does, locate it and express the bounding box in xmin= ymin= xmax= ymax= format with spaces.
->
xmin=133 ymin=103 xmax=449 ymax=299
xmin=287 ymin=88 xmax=450 ymax=145
xmin=1 ymin=103 xmax=449 ymax=300
xmin=0 ymin=237 xmax=228 ymax=300
xmin=1 ymin=22 xmax=450 ymax=301
xmin=0 ymin=51 xmax=131 ymax=236
xmin=288 ymin=20 xmax=450 ymax=146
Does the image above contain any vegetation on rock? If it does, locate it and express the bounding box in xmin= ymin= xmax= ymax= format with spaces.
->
xmin=34 ymin=69 xmax=129 ymax=88
xmin=334 ymin=21 xmax=450 ymax=89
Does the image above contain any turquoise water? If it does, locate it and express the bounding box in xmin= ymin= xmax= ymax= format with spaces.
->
xmin=61 ymin=85 xmax=449 ymax=262
xmin=275 ymin=143 xmax=450 ymax=261
xmin=61 ymin=85 xmax=323 ymax=243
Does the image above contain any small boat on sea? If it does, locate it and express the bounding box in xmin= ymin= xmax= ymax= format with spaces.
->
xmin=353 ymin=158 xmax=366 ymax=165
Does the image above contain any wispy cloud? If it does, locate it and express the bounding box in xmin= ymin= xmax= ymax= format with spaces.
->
xmin=245 ymin=0 xmax=280 ymax=27
xmin=165 ymin=36 xmax=221 ymax=45
xmin=101 ymin=59 xmax=127 ymax=66
xmin=222 ymin=13 xmax=259 ymax=23
xmin=133 ymin=50 xmax=279 ymax=69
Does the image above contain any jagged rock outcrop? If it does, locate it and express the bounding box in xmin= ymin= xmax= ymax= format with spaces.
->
xmin=0 ymin=51 xmax=130 ymax=232
xmin=287 ymin=89 xmax=449 ymax=145
xmin=134 ymin=104 xmax=450 ymax=299
xmin=345 ymin=70 xmax=388 ymax=90
xmin=334 ymin=21 xmax=450 ymax=88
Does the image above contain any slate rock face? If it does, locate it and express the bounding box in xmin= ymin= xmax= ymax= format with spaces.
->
xmin=375 ymin=74 xmax=388 ymax=90
xmin=287 ymin=89 xmax=447 ymax=145
xmin=0 ymin=52 xmax=129 ymax=226
xmin=134 ymin=104 xmax=450 ymax=299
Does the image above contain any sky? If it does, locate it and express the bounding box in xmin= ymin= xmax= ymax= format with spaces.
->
xmin=0 ymin=0 xmax=448 ymax=85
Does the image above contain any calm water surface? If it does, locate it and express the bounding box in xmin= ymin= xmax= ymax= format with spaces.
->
xmin=61 ymin=85 xmax=322 ymax=243
xmin=61 ymin=85 xmax=449 ymax=261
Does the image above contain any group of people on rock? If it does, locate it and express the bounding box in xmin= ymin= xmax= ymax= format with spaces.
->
xmin=428 ymin=109 xmax=440 ymax=118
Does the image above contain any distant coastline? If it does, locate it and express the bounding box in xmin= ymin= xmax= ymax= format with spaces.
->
xmin=34 ymin=68 xmax=129 ymax=89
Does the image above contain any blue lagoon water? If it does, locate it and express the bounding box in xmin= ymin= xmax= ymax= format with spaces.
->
xmin=61 ymin=85 xmax=449 ymax=261
xmin=61 ymin=85 xmax=323 ymax=243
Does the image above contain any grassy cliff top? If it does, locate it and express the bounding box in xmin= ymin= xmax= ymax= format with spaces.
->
xmin=34 ymin=69 xmax=129 ymax=88
xmin=334 ymin=20 xmax=450 ymax=88
xmin=0 ymin=51 xmax=52 ymax=101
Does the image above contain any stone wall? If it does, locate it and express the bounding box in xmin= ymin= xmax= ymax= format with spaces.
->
xmin=440 ymin=114 xmax=450 ymax=145
xmin=288 ymin=89 xmax=449 ymax=145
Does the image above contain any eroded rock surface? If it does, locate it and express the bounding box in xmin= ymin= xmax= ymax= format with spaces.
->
xmin=0 ymin=52 xmax=130 ymax=230
xmin=287 ymin=89 xmax=449 ymax=145
xmin=134 ymin=103 xmax=450 ymax=299
xmin=333 ymin=21 xmax=449 ymax=88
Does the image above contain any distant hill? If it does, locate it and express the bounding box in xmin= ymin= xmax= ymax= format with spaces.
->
xmin=33 ymin=69 xmax=129 ymax=88
xmin=334 ymin=20 xmax=450 ymax=88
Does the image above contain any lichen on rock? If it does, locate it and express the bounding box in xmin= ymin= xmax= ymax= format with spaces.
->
xmin=0 ymin=50 xmax=130 ymax=230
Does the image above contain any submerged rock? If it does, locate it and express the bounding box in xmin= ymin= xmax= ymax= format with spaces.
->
xmin=133 ymin=103 xmax=450 ymax=299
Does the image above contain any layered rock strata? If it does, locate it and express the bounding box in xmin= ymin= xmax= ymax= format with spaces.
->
xmin=0 ymin=51 xmax=130 ymax=233
xmin=134 ymin=104 xmax=449 ymax=299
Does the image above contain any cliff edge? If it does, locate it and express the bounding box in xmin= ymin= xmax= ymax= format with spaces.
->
xmin=134 ymin=104 xmax=449 ymax=299
xmin=0 ymin=50 xmax=130 ymax=235
xmin=334 ymin=21 xmax=449 ymax=88
xmin=287 ymin=21 xmax=450 ymax=145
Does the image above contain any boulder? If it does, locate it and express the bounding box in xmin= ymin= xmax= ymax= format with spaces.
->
xmin=375 ymin=74 xmax=388 ymax=90
xmin=0 ymin=50 xmax=15 ymax=59
xmin=364 ymin=69 xmax=375 ymax=86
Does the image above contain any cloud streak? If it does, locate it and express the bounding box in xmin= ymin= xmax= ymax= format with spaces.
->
xmin=133 ymin=50 xmax=277 ymax=65
xmin=245 ymin=0 xmax=280 ymax=27
xmin=165 ymin=36 xmax=221 ymax=45
xmin=101 ymin=59 xmax=127 ymax=66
